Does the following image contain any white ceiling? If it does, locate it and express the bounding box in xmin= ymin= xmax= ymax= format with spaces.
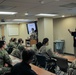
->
xmin=0 ymin=0 xmax=76 ymax=22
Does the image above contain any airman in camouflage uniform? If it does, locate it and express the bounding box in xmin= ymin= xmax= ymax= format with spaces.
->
xmin=0 ymin=41 xmax=12 ymax=75
xmin=17 ymin=38 xmax=25 ymax=51
xmin=11 ymin=48 xmax=22 ymax=59
xmin=11 ymin=38 xmax=25 ymax=59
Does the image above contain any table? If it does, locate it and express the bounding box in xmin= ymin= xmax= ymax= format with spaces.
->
xmin=55 ymin=54 xmax=76 ymax=63
xmin=62 ymin=55 xmax=76 ymax=63
xmin=9 ymin=55 xmax=56 ymax=75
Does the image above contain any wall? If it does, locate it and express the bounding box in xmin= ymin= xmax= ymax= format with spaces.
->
xmin=19 ymin=23 xmax=29 ymax=45
xmin=53 ymin=17 xmax=76 ymax=54
xmin=37 ymin=18 xmax=44 ymax=42
xmin=3 ymin=23 xmax=28 ymax=45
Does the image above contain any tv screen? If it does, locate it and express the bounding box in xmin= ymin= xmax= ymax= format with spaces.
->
xmin=26 ymin=22 xmax=37 ymax=34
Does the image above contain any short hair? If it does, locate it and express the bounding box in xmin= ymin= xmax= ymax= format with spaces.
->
xmin=42 ymin=38 xmax=49 ymax=45
xmin=18 ymin=38 xmax=24 ymax=44
xmin=32 ymin=28 xmax=34 ymax=30
xmin=13 ymin=38 xmax=17 ymax=42
xmin=10 ymin=38 xmax=14 ymax=42
xmin=0 ymin=41 xmax=5 ymax=48
xmin=22 ymin=50 xmax=35 ymax=62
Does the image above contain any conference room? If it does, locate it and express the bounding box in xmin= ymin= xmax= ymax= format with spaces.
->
xmin=0 ymin=0 xmax=76 ymax=75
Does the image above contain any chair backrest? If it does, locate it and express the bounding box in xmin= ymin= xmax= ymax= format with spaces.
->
xmin=7 ymin=47 xmax=13 ymax=54
xmin=56 ymin=57 xmax=68 ymax=72
xmin=36 ymin=54 xmax=47 ymax=68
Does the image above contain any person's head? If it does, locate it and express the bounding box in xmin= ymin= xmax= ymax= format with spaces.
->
xmin=22 ymin=50 xmax=35 ymax=63
xmin=18 ymin=38 xmax=24 ymax=44
xmin=2 ymin=36 xmax=5 ymax=41
xmin=31 ymin=28 xmax=34 ymax=32
xmin=10 ymin=38 xmax=14 ymax=42
xmin=42 ymin=38 xmax=49 ymax=46
xmin=0 ymin=40 xmax=6 ymax=49
xmin=13 ymin=38 xmax=17 ymax=42
xmin=36 ymin=42 xmax=42 ymax=50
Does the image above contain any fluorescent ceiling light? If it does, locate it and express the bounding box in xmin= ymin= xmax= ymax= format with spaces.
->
xmin=62 ymin=15 xmax=65 ymax=17
xmin=36 ymin=13 xmax=58 ymax=16
xmin=0 ymin=22 xmax=20 ymax=24
xmin=25 ymin=13 xmax=28 ymax=15
xmin=12 ymin=19 xmax=30 ymax=21
xmin=0 ymin=11 xmax=17 ymax=15
xmin=7 ymin=19 xmax=37 ymax=22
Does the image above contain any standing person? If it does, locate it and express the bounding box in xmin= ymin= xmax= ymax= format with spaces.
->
xmin=68 ymin=29 xmax=76 ymax=57
xmin=30 ymin=28 xmax=37 ymax=40
xmin=0 ymin=40 xmax=12 ymax=75
xmin=11 ymin=50 xmax=37 ymax=75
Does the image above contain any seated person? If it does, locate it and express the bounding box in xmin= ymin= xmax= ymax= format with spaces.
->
xmin=39 ymin=38 xmax=57 ymax=73
xmin=17 ymin=38 xmax=25 ymax=51
xmin=11 ymin=48 xmax=23 ymax=59
xmin=0 ymin=41 xmax=12 ymax=75
xmin=7 ymin=38 xmax=17 ymax=54
xmin=39 ymin=38 xmax=55 ymax=58
xmin=31 ymin=42 xmax=42 ymax=65
xmin=7 ymin=38 xmax=16 ymax=48
xmin=68 ymin=59 xmax=76 ymax=75
xmin=11 ymin=50 xmax=37 ymax=75
xmin=31 ymin=42 xmax=42 ymax=53
xmin=11 ymin=39 xmax=25 ymax=59
xmin=70 ymin=59 xmax=76 ymax=68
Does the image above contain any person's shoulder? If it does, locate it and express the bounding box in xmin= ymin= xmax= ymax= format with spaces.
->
xmin=2 ymin=49 xmax=8 ymax=54
xmin=13 ymin=62 xmax=21 ymax=68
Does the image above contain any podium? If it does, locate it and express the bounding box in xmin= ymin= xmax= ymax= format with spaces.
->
xmin=25 ymin=39 xmax=37 ymax=47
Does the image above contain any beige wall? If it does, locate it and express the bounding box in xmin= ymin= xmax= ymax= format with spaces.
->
xmin=37 ymin=18 xmax=44 ymax=42
xmin=3 ymin=23 xmax=28 ymax=45
xmin=53 ymin=17 xmax=76 ymax=54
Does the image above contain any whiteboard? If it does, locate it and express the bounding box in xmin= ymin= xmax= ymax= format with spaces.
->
xmin=8 ymin=27 xmax=19 ymax=35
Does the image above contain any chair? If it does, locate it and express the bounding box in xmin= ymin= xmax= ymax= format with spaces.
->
xmin=55 ymin=57 xmax=68 ymax=74
xmin=36 ymin=54 xmax=48 ymax=70
xmin=7 ymin=47 xmax=13 ymax=54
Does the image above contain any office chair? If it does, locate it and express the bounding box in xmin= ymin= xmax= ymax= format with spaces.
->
xmin=55 ymin=57 xmax=68 ymax=75
xmin=36 ymin=54 xmax=48 ymax=70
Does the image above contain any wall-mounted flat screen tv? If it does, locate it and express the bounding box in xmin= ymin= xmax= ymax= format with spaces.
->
xmin=26 ymin=21 xmax=37 ymax=34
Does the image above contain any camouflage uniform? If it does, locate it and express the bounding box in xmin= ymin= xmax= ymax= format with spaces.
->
xmin=68 ymin=59 xmax=76 ymax=75
xmin=39 ymin=45 xmax=55 ymax=58
xmin=18 ymin=44 xmax=25 ymax=52
xmin=0 ymin=49 xmax=12 ymax=74
xmin=70 ymin=59 xmax=76 ymax=68
xmin=7 ymin=42 xmax=16 ymax=48
xmin=11 ymin=48 xmax=21 ymax=59
xmin=31 ymin=44 xmax=39 ymax=53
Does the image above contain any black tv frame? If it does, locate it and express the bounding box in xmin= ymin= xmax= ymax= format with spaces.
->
xmin=26 ymin=21 xmax=38 ymax=34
